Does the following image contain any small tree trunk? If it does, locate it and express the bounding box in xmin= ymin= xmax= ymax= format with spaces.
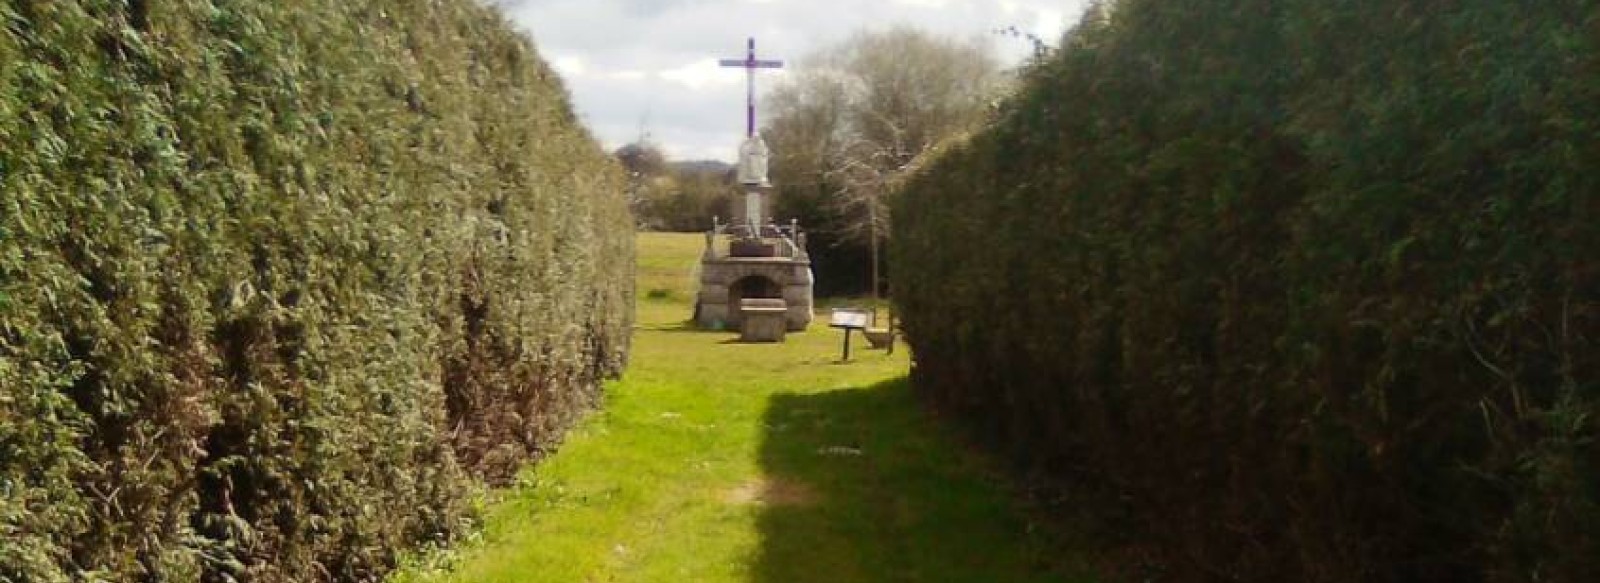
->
xmin=868 ymin=201 xmax=880 ymax=305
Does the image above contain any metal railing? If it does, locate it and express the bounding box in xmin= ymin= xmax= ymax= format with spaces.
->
xmin=704 ymin=217 xmax=807 ymax=260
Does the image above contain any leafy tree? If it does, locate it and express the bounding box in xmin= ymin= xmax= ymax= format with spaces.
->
xmin=615 ymin=141 xmax=667 ymax=222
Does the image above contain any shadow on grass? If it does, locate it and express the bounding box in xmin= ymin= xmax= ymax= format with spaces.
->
xmin=753 ymin=378 xmax=1090 ymax=583
xmin=636 ymin=319 xmax=723 ymax=334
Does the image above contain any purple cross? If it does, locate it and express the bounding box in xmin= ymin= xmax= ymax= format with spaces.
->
xmin=719 ymin=37 xmax=784 ymax=137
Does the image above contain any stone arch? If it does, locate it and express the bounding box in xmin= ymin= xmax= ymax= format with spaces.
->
xmin=728 ymin=274 xmax=783 ymax=325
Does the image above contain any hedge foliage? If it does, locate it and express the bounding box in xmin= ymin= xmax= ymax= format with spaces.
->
xmin=0 ymin=1 xmax=632 ymax=581
xmin=893 ymin=1 xmax=1596 ymax=580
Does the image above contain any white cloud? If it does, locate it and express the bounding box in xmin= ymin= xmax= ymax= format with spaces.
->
xmin=1035 ymin=8 xmax=1068 ymax=43
xmin=658 ymin=59 xmax=743 ymax=91
xmin=551 ymin=55 xmax=587 ymax=77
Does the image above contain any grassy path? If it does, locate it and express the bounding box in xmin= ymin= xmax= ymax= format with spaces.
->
xmin=395 ymin=233 xmax=1087 ymax=583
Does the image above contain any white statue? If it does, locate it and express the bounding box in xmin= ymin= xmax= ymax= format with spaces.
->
xmin=736 ymin=133 xmax=771 ymax=186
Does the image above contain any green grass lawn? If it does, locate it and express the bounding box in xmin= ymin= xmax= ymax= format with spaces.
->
xmin=393 ymin=232 xmax=1090 ymax=583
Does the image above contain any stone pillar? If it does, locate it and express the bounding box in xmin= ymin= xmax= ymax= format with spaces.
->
xmin=729 ymin=184 xmax=772 ymax=235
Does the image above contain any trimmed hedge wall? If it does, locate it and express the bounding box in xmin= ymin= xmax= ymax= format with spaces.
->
xmin=0 ymin=1 xmax=632 ymax=581
xmin=892 ymin=1 xmax=1596 ymax=581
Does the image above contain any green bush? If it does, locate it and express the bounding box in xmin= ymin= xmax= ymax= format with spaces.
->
xmin=892 ymin=1 xmax=1596 ymax=580
xmin=0 ymin=1 xmax=632 ymax=581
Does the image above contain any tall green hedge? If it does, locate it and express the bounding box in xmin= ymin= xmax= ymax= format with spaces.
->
xmin=0 ymin=1 xmax=633 ymax=581
xmin=893 ymin=1 xmax=1596 ymax=580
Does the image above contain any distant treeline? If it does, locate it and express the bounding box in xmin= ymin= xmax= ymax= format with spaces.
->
xmin=0 ymin=1 xmax=631 ymax=582
xmin=616 ymin=142 xmax=734 ymax=232
xmin=894 ymin=1 xmax=1595 ymax=581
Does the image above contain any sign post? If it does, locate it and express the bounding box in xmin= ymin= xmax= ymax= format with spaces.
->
xmin=829 ymin=308 xmax=870 ymax=362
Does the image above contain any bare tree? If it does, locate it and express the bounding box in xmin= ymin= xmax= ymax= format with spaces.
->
xmin=765 ymin=27 xmax=1002 ymax=299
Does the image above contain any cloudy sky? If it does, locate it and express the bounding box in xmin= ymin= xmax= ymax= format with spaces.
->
xmin=496 ymin=0 xmax=1089 ymax=162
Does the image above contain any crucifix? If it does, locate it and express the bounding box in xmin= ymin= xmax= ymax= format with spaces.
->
xmin=719 ymin=37 xmax=784 ymax=138
xmin=719 ymin=38 xmax=784 ymax=231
